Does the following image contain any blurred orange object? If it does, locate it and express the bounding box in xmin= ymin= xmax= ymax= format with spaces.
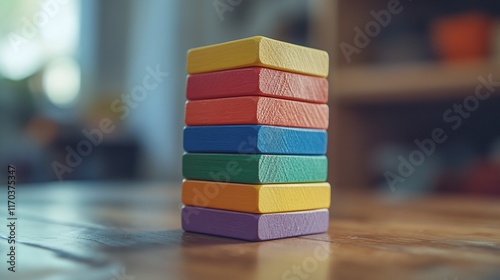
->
xmin=25 ymin=116 xmax=59 ymax=145
xmin=431 ymin=12 xmax=493 ymax=62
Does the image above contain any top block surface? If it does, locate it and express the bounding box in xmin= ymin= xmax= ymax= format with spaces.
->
xmin=186 ymin=36 xmax=329 ymax=77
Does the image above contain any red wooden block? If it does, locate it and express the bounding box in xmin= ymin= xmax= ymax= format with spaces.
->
xmin=186 ymin=67 xmax=328 ymax=104
xmin=185 ymin=96 xmax=329 ymax=129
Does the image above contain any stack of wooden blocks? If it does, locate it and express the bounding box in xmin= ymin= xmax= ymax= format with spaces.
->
xmin=181 ymin=36 xmax=330 ymax=241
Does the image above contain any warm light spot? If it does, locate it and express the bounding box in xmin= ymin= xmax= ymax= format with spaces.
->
xmin=43 ymin=57 xmax=81 ymax=107
xmin=0 ymin=38 xmax=43 ymax=80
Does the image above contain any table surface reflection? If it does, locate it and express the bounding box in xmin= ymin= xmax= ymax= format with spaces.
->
xmin=0 ymin=182 xmax=499 ymax=280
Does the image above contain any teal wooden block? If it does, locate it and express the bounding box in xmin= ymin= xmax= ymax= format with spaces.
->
xmin=182 ymin=153 xmax=327 ymax=183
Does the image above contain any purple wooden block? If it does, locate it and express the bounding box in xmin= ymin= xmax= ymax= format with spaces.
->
xmin=181 ymin=206 xmax=329 ymax=241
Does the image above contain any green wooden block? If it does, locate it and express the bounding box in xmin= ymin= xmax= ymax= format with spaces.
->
xmin=182 ymin=153 xmax=327 ymax=183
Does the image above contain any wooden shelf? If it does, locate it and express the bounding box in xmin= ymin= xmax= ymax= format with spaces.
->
xmin=312 ymin=0 xmax=500 ymax=189
xmin=332 ymin=60 xmax=500 ymax=103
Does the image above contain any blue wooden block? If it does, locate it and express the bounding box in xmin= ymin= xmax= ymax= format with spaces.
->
xmin=183 ymin=125 xmax=327 ymax=155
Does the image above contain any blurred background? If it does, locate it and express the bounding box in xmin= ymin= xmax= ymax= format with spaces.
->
xmin=1 ymin=0 xmax=499 ymax=196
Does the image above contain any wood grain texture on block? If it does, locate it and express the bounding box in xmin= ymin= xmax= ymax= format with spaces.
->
xmin=182 ymin=153 xmax=328 ymax=183
xmin=182 ymin=180 xmax=331 ymax=213
xmin=186 ymin=36 xmax=329 ymax=77
xmin=186 ymin=67 xmax=328 ymax=103
xmin=182 ymin=206 xmax=329 ymax=241
xmin=183 ymin=125 xmax=327 ymax=155
xmin=185 ymin=96 xmax=329 ymax=129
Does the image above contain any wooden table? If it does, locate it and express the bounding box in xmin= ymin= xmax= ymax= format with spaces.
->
xmin=1 ymin=182 xmax=499 ymax=280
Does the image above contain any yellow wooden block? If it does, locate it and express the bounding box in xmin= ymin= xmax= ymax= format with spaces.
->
xmin=186 ymin=36 xmax=329 ymax=77
xmin=182 ymin=180 xmax=331 ymax=213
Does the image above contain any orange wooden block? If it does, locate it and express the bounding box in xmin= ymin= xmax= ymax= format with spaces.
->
xmin=182 ymin=180 xmax=331 ymax=214
xmin=185 ymin=96 xmax=329 ymax=129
